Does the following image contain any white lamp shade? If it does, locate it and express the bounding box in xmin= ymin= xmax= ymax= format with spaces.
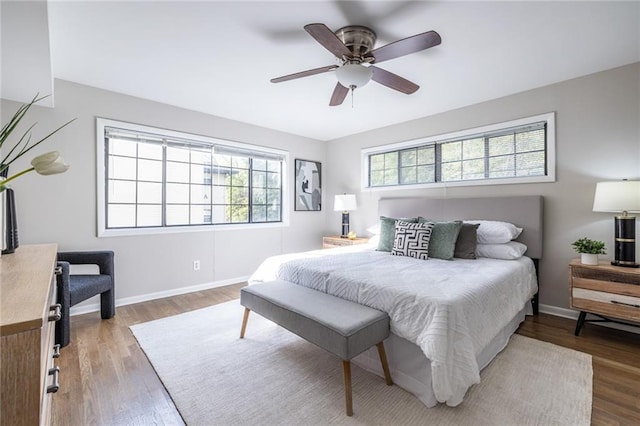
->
xmin=593 ymin=181 xmax=640 ymax=213
xmin=335 ymin=64 xmax=373 ymax=89
xmin=334 ymin=194 xmax=357 ymax=211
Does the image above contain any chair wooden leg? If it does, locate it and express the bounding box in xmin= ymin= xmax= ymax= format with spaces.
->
xmin=376 ymin=342 xmax=393 ymax=386
xmin=342 ymin=360 xmax=353 ymax=416
xmin=240 ymin=308 xmax=250 ymax=338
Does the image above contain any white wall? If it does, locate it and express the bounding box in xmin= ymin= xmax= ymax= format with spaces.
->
xmin=1 ymin=79 xmax=326 ymax=309
xmin=325 ymin=62 xmax=640 ymax=310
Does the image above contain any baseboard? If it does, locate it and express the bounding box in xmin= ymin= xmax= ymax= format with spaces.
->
xmin=539 ymin=303 xmax=640 ymax=335
xmin=70 ymin=276 xmax=250 ymax=317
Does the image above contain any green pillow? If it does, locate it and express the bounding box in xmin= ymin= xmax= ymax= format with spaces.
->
xmin=378 ymin=216 xmax=419 ymax=252
xmin=418 ymin=218 xmax=463 ymax=260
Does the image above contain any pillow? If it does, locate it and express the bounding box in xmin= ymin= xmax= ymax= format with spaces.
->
xmin=464 ymin=220 xmax=523 ymax=244
xmin=418 ymin=218 xmax=463 ymax=260
xmin=377 ymin=216 xmax=419 ymax=252
xmin=391 ymin=220 xmax=434 ymax=260
xmin=366 ymin=223 xmax=381 ymax=235
xmin=454 ymin=223 xmax=480 ymax=259
xmin=476 ymin=241 xmax=528 ymax=260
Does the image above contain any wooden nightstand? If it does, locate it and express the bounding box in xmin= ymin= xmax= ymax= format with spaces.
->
xmin=569 ymin=259 xmax=640 ymax=336
xmin=322 ymin=236 xmax=369 ymax=249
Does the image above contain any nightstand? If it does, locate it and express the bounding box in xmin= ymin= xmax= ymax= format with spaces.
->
xmin=569 ymin=259 xmax=640 ymax=336
xmin=322 ymin=236 xmax=369 ymax=249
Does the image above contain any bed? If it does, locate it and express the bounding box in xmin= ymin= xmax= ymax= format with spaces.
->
xmin=249 ymin=196 xmax=543 ymax=408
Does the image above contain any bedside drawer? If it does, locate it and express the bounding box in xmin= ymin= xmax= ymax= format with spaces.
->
xmin=572 ymin=265 xmax=640 ymax=285
xmin=572 ymin=288 xmax=640 ymax=321
xmin=572 ymin=277 xmax=640 ymax=298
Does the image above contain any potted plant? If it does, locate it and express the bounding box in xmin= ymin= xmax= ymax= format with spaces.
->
xmin=571 ymin=237 xmax=606 ymax=265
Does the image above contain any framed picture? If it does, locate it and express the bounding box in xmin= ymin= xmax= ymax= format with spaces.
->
xmin=294 ymin=159 xmax=322 ymax=211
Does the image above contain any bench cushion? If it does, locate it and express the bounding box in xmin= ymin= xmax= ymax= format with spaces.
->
xmin=241 ymin=280 xmax=390 ymax=360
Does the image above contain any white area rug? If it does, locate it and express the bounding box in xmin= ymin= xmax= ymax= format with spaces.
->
xmin=130 ymin=300 xmax=592 ymax=425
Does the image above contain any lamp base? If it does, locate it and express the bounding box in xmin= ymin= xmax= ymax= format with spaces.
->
xmin=341 ymin=211 xmax=350 ymax=238
xmin=611 ymin=260 xmax=640 ymax=268
xmin=613 ymin=215 xmax=637 ymax=268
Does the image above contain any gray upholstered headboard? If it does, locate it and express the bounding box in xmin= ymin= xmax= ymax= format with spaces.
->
xmin=378 ymin=196 xmax=544 ymax=259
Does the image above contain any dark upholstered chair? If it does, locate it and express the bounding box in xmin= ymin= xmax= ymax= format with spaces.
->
xmin=55 ymin=251 xmax=115 ymax=347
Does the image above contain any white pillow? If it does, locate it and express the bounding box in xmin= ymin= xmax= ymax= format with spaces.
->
xmin=366 ymin=222 xmax=381 ymax=235
xmin=464 ymin=220 xmax=523 ymax=244
xmin=476 ymin=241 xmax=528 ymax=260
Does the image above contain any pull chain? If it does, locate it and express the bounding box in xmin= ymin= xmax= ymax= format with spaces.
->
xmin=350 ymin=85 xmax=356 ymax=108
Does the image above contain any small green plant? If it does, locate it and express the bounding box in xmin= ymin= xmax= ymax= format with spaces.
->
xmin=571 ymin=238 xmax=606 ymax=255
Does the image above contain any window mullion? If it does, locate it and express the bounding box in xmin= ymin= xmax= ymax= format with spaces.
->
xmin=484 ymin=137 xmax=490 ymax=178
xmin=435 ymin=143 xmax=442 ymax=182
xmin=161 ymin=141 xmax=167 ymax=227
xmin=248 ymin=158 xmax=253 ymax=223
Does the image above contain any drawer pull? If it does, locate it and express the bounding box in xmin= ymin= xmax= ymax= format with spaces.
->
xmin=611 ymin=300 xmax=640 ymax=309
xmin=48 ymin=303 xmax=62 ymax=322
xmin=47 ymin=367 xmax=60 ymax=394
xmin=52 ymin=344 xmax=61 ymax=359
xmin=55 ymin=266 xmax=63 ymax=276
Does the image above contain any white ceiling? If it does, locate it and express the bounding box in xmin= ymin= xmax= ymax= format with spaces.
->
xmin=5 ymin=1 xmax=640 ymax=141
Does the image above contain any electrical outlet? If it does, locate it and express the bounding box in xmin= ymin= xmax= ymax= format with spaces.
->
xmin=193 ymin=260 xmax=200 ymax=271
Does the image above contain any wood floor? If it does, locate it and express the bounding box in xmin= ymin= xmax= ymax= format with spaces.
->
xmin=53 ymin=283 xmax=640 ymax=425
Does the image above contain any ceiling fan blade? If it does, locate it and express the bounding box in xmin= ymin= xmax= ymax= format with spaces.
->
xmin=369 ymin=30 xmax=441 ymax=64
xmin=370 ymin=66 xmax=419 ymax=94
xmin=271 ymin=65 xmax=337 ymax=83
xmin=329 ymin=83 xmax=349 ymax=106
xmin=304 ymin=23 xmax=352 ymax=59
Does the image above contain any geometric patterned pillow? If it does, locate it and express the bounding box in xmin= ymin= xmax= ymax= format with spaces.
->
xmin=391 ymin=220 xmax=435 ymax=260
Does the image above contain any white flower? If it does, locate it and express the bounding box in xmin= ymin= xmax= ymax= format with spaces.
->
xmin=30 ymin=151 xmax=70 ymax=175
xmin=0 ymin=151 xmax=70 ymax=192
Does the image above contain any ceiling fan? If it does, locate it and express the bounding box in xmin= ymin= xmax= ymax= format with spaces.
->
xmin=271 ymin=23 xmax=441 ymax=106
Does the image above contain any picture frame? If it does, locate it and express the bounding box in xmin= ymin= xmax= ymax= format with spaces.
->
xmin=294 ymin=159 xmax=322 ymax=211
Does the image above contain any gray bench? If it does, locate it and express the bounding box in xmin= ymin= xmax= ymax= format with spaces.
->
xmin=240 ymin=280 xmax=393 ymax=416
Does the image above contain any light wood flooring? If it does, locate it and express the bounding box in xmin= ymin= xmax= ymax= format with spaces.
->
xmin=53 ymin=283 xmax=640 ymax=425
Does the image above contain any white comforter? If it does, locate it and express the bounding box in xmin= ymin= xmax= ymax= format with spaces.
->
xmin=248 ymin=245 xmax=538 ymax=407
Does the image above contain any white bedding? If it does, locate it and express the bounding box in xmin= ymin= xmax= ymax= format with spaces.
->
xmin=248 ymin=245 xmax=538 ymax=407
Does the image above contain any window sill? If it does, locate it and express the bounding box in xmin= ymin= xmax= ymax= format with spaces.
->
xmin=97 ymin=221 xmax=289 ymax=238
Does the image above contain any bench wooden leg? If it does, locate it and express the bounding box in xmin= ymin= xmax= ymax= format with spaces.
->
xmin=376 ymin=342 xmax=393 ymax=386
xmin=240 ymin=308 xmax=250 ymax=338
xmin=342 ymin=360 xmax=353 ymax=416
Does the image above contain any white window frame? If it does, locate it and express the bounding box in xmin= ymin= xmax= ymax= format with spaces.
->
xmin=96 ymin=118 xmax=289 ymax=237
xmin=361 ymin=112 xmax=556 ymax=191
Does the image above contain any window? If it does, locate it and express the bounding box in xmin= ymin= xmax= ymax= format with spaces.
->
xmin=363 ymin=113 xmax=555 ymax=189
xmin=97 ymin=119 xmax=287 ymax=236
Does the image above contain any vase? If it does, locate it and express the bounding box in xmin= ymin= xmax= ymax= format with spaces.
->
xmin=580 ymin=253 xmax=599 ymax=265
xmin=2 ymin=187 xmax=18 ymax=254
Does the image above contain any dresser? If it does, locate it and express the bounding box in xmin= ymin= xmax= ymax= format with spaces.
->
xmin=569 ymin=258 xmax=640 ymax=336
xmin=1 ymin=244 xmax=61 ymax=425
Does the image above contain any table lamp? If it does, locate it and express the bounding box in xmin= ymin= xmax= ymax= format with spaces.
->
xmin=334 ymin=194 xmax=357 ymax=238
xmin=593 ymin=180 xmax=640 ymax=267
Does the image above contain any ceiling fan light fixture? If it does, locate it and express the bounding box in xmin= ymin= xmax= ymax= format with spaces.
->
xmin=335 ymin=64 xmax=373 ymax=89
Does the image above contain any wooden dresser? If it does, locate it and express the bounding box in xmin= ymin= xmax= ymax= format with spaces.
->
xmin=569 ymin=258 xmax=640 ymax=336
xmin=1 ymin=244 xmax=61 ymax=425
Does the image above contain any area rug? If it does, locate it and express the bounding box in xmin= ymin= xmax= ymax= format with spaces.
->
xmin=130 ymin=300 xmax=592 ymax=425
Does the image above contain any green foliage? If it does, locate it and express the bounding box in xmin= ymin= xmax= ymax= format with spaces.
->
xmin=571 ymin=237 xmax=606 ymax=255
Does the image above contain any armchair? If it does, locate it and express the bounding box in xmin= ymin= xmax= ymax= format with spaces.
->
xmin=55 ymin=251 xmax=115 ymax=347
